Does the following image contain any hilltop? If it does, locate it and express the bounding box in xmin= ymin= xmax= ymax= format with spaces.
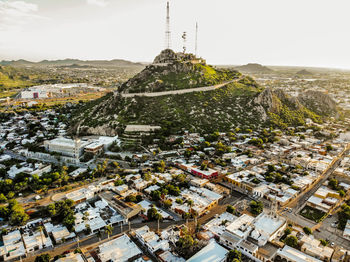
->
xmin=70 ymin=50 xmax=338 ymax=137
xmin=234 ymin=63 xmax=273 ymax=73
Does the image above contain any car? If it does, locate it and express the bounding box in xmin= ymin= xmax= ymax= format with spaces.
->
xmin=331 ymin=242 xmax=335 ymax=247
xmin=331 ymin=223 xmax=337 ymax=228
xmin=288 ymin=208 xmax=293 ymax=213
xmin=284 ymin=208 xmax=288 ymax=211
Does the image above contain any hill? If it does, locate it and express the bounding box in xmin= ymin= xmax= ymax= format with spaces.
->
xmin=0 ymin=66 xmax=33 ymax=91
xmin=0 ymin=58 xmax=144 ymax=68
xmin=235 ymin=63 xmax=273 ymax=73
xmin=70 ymin=50 xmax=338 ymax=137
xmin=296 ymin=69 xmax=313 ymax=75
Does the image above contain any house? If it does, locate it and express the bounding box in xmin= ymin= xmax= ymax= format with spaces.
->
xmin=134 ymin=226 xmax=170 ymax=253
xmin=97 ymin=234 xmax=143 ymax=262
xmin=275 ymin=245 xmax=322 ymax=262
xmin=65 ymin=185 xmax=97 ymax=204
xmin=56 ymin=252 xmax=85 ymax=262
xmin=186 ymin=239 xmax=228 ymax=262
xmin=0 ymin=230 xmax=26 ymax=261
xmin=44 ymin=223 xmax=75 ymax=244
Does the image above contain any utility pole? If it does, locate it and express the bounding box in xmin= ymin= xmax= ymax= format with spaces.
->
xmin=195 ymin=22 xmax=198 ymax=57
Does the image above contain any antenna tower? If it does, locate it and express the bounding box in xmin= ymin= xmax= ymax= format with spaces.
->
xmin=182 ymin=32 xmax=187 ymax=53
xmin=165 ymin=2 xmax=171 ymax=49
xmin=195 ymin=22 xmax=198 ymax=57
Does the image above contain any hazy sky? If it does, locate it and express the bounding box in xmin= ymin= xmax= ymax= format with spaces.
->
xmin=1 ymin=0 xmax=350 ymax=68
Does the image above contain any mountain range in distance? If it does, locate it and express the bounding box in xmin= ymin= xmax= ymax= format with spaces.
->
xmin=0 ymin=58 xmax=145 ymax=68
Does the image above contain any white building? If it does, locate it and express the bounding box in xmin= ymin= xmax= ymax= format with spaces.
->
xmin=0 ymin=230 xmax=26 ymax=261
xmin=134 ymin=226 xmax=170 ymax=253
xmin=186 ymin=239 xmax=228 ymax=262
xmin=275 ymin=245 xmax=322 ymax=262
xmin=98 ymin=234 xmax=143 ymax=262
xmin=44 ymin=137 xmax=91 ymax=158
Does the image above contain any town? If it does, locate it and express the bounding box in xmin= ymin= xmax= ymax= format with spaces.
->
xmin=0 ymin=101 xmax=350 ymax=261
xmin=1 ymin=0 xmax=350 ymax=262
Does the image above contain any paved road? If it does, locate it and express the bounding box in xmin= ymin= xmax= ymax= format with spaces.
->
xmin=120 ymin=80 xmax=236 ymax=98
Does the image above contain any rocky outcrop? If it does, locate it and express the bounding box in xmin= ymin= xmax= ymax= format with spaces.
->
xmin=153 ymin=49 xmax=178 ymax=64
xmin=298 ymin=90 xmax=337 ymax=117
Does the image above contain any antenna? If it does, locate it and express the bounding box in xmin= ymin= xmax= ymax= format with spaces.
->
xmin=165 ymin=1 xmax=171 ymax=49
xmin=182 ymin=32 xmax=187 ymax=53
xmin=195 ymin=22 xmax=198 ymax=57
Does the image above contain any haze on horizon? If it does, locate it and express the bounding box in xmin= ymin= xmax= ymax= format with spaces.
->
xmin=1 ymin=0 xmax=350 ymax=69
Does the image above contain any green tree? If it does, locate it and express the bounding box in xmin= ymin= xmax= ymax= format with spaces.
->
xmin=285 ymin=235 xmax=298 ymax=248
xmin=320 ymin=239 xmax=328 ymax=246
xmin=226 ymin=205 xmax=235 ymax=214
xmin=303 ymin=227 xmax=312 ymax=235
xmin=227 ymin=249 xmax=242 ymax=262
xmin=0 ymin=194 xmax=7 ymax=203
xmin=249 ymin=200 xmax=263 ymax=216
xmin=104 ymin=225 xmax=113 ymax=239
xmin=35 ymin=253 xmax=51 ymax=262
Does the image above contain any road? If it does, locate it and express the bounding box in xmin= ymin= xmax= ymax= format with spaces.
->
xmin=120 ymin=80 xmax=236 ymax=98
xmin=285 ymin=143 xmax=350 ymax=212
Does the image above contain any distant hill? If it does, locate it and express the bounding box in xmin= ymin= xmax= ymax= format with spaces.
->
xmin=235 ymin=63 xmax=273 ymax=73
xmin=296 ymin=69 xmax=313 ymax=75
xmin=0 ymin=58 xmax=144 ymax=68
xmin=0 ymin=66 xmax=33 ymax=91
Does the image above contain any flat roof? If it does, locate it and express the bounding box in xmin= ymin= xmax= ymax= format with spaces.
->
xmin=253 ymin=213 xmax=285 ymax=236
xmin=277 ymin=245 xmax=322 ymax=262
xmin=186 ymin=240 xmax=228 ymax=262
xmin=98 ymin=234 xmax=142 ymax=262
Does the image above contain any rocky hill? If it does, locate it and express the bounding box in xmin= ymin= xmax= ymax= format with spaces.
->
xmin=120 ymin=50 xmax=240 ymax=93
xmin=235 ymin=63 xmax=273 ymax=73
xmin=70 ymin=50 xmax=338 ymax=136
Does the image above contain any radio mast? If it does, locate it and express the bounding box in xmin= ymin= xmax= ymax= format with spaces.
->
xmin=165 ymin=2 xmax=171 ymax=49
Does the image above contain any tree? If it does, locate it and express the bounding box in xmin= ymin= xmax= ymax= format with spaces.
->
xmin=339 ymin=189 xmax=345 ymax=197
xmin=320 ymin=239 xmax=328 ymax=246
xmin=147 ymin=207 xmax=158 ymax=221
xmin=178 ymin=234 xmax=194 ymax=249
xmin=151 ymin=190 xmax=161 ymax=201
xmin=163 ymin=199 xmax=172 ymax=209
xmin=249 ymin=200 xmax=263 ymax=216
xmin=85 ymin=224 xmax=92 ymax=235
xmin=227 ymin=249 xmax=242 ymax=262
xmin=154 ymin=212 xmax=163 ymax=233
xmin=104 ymin=225 xmax=113 ymax=239
xmin=35 ymin=253 xmax=51 ymax=262
xmin=285 ymin=235 xmax=298 ymax=248
xmin=226 ymin=205 xmax=235 ymax=214
xmin=326 ymin=144 xmax=333 ymax=152
xmin=303 ymin=227 xmax=312 ymax=235
xmin=0 ymin=193 xmax=7 ymax=203
xmin=328 ymin=178 xmax=339 ymax=190
xmin=284 ymin=227 xmax=292 ymax=235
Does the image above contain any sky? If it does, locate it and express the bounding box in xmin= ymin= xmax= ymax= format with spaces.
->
xmin=0 ymin=0 xmax=350 ymax=68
